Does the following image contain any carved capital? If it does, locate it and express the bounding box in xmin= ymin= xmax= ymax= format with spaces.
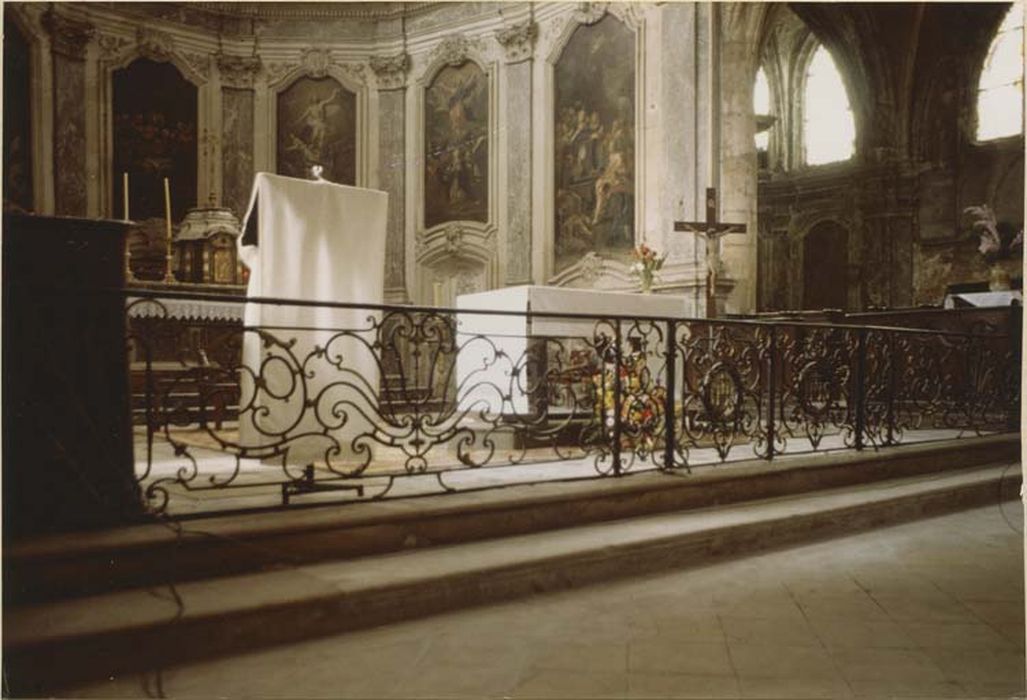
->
xmin=217 ymin=53 xmax=262 ymax=88
xmin=44 ymin=11 xmax=95 ymax=60
xmin=370 ymin=52 xmax=410 ymax=90
xmin=573 ymin=2 xmax=608 ymax=26
xmin=182 ymin=51 xmax=211 ymax=81
xmin=495 ymin=20 xmax=537 ymax=63
xmin=444 ymin=224 xmax=465 ymax=256
xmin=137 ymin=26 xmax=174 ymax=62
xmin=301 ymin=47 xmax=332 ymax=78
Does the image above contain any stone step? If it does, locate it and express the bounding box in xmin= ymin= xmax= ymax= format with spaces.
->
xmin=4 ymin=458 xmax=1021 ymax=695
xmin=5 ymin=434 xmax=1018 ymax=604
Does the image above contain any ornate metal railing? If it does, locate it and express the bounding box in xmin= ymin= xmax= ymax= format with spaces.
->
xmin=126 ymin=289 xmax=1021 ymax=516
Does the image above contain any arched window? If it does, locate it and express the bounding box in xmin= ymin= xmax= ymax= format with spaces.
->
xmin=977 ymin=6 xmax=1024 ymax=141
xmin=753 ymin=66 xmax=771 ymax=151
xmin=803 ymin=45 xmax=855 ymax=165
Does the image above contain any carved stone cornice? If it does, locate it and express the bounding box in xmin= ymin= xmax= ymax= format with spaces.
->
xmin=136 ymin=26 xmax=176 ymax=62
xmin=370 ymin=52 xmax=410 ymax=90
xmin=495 ymin=20 xmax=537 ymax=64
xmin=573 ymin=2 xmax=609 ymax=26
xmin=301 ymin=47 xmax=332 ymax=78
xmin=44 ymin=11 xmax=95 ymax=60
xmin=217 ymin=53 xmax=262 ymax=88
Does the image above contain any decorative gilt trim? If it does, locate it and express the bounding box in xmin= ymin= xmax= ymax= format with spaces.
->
xmin=43 ymin=11 xmax=95 ymax=60
xmin=136 ymin=26 xmax=175 ymax=62
xmin=495 ymin=20 xmax=537 ymax=64
xmin=573 ymin=2 xmax=608 ymax=26
xmin=217 ymin=53 xmax=262 ymax=89
xmin=300 ymin=47 xmax=332 ymax=78
xmin=370 ymin=52 xmax=410 ymax=90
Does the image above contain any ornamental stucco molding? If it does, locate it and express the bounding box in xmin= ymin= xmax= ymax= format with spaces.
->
xmin=495 ymin=20 xmax=537 ymax=63
xmin=44 ymin=11 xmax=95 ymax=60
xmin=430 ymin=34 xmax=483 ymax=68
xmin=370 ymin=52 xmax=410 ymax=90
xmin=217 ymin=53 xmax=262 ymax=88
xmin=181 ymin=51 xmax=212 ymax=81
xmin=300 ymin=47 xmax=332 ymax=78
xmin=579 ymin=252 xmax=604 ymax=282
xmin=97 ymin=34 xmax=133 ymax=60
xmin=573 ymin=2 xmax=608 ymax=26
xmin=136 ymin=26 xmax=175 ymax=62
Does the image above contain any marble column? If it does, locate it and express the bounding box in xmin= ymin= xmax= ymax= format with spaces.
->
xmin=45 ymin=11 xmax=92 ymax=217
xmin=218 ymin=54 xmax=260 ymax=219
xmin=371 ymin=53 xmax=410 ymax=303
xmin=497 ymin=20 xmax=536 ymax=286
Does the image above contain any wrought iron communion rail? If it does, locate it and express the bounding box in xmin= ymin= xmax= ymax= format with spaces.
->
xmin=124 ymin=289 xmax=1021 ymax=517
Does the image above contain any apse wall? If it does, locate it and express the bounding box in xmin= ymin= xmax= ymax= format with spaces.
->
xmin=5 ymin=2 xmax=725 ymax=315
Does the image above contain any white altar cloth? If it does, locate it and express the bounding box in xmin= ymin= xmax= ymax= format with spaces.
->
xmin=456 ymin=286 xmax=690 ymax=415
xmin=237 ymin=173 xmax=388 ymax=463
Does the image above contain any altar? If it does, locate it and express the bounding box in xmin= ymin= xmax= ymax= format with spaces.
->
xmin=455 ymin=286 xmax=691 ymax=417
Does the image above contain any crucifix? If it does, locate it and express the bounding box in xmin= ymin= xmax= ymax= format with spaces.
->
xmin=674 ymin=187 xmax=747 ymax=319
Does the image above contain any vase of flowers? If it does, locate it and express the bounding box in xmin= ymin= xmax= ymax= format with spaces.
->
xmin=630 ymin=244 xmax=667 ymax=294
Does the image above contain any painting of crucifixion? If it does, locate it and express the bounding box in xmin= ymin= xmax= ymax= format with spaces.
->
xmin=276 ymin=76 xmax=356 ymax=185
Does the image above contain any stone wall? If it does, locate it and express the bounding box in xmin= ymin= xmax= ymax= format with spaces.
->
xmin=5 ymin=1 xmax=717 ymax=316
xmin=753 ymin=3 xmax=1023 ymax=311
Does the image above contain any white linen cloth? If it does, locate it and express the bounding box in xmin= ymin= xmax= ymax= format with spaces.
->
xmin=237 ymin=172 xmax=388 ymax=465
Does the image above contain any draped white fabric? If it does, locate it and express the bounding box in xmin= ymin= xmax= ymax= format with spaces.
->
xmin=237 ymin=173 xmax=388 ymax=465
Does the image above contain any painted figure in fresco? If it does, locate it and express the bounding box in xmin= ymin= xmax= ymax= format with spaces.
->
xmin=297 ymin=86 xmax=342 ymax=154
xmin=277 ymin=78 xmax=356 ymax=185
xmin=425 ymin=62 xmax=489 ymax=228
xmin=553 ymin=16 xmax=634 ymax=271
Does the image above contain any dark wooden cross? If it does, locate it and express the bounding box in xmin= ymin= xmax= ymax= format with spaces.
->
xmin=674 ymin=187 xmax=747 ymax=319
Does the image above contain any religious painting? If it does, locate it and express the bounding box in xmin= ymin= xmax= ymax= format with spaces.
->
xmin=113 ymin=59 xmax=198 ymax=221
xmin=424 ymin=61 xmax=489 ymax=229
xmin=3 ymin=13 xmax=33 ymax=212
xmin=276 ymin=76 xmax=356 ymax=185
xmin=222 ymin=87 xmax=254 ymax=219
xmin=554 ymin=15 xmax=635 ymax=272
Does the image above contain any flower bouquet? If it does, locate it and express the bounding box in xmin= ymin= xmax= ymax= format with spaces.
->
xmin=630 ymin=244 xmax=667 ymax=294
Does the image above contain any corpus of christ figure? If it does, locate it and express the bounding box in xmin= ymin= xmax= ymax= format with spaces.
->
xmin=673 ymin=187 xmax=747 ymax=319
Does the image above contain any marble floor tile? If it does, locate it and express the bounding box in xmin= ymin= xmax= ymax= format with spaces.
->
xmin=727 ymin=642 xmax=840 ymax=680
xmin=829 ymin=647 xmax=949 ymax=684
xmin=509 ymin=668 xmax=628 ymax=698
xmin=737 ymin=674 xmax=855 ymax=699
xmin=805 ymin=616 xmax=918 ymax=650
xmin=626 ymin=672 xmax=741 ymax=699
xmin=628 ymin=638 xmax=735 ymax=676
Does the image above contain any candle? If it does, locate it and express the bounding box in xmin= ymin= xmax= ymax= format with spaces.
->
xmin=432 ymin=281 xmax=443 ymax=308
xmin=122 ymin=172 xmax=129 ymax=221
xmin=163 ymin=177 xmax=172 ymax=243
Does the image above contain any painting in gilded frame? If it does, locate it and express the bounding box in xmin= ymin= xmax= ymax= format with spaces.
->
xmin=554 ymin=15 xmax=635 ymax=272
xmin=424 ymin=61 xmax=489 ymax=229
xmin=276 ymin=76 xmax=356 ymax=185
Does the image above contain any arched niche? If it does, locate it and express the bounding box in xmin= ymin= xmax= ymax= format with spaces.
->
xmin=802 ymin=220 xmax=850 ymax=310
xmin=551 ymin=14 xmax=636 ymax=276
xmin=3 ymin=11 xmax=35 ymax=212
xmin=275 ymin=75 xmax=357 ymax=185
xmin=112 ymin=58 xmax=198 ymax=221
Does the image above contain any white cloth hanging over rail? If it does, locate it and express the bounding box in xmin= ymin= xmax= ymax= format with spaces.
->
xmin=237 ymin=172 xmax=388 ymax=465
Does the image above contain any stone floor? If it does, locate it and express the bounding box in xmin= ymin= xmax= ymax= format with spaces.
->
xmin=68 ymin=501 xmax=1025 ymax=699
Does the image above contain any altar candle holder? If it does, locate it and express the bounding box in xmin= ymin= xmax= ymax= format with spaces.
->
xmin=163 ymin=177 xmax=176 ymax=284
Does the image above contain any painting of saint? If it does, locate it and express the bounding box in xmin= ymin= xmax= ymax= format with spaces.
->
xmin=113 ymin=59 xmax=197 ymax=221
xmin=554 ymin=15 xmax=635 ymax=272
xmin=277 ymin=77 xmax=356 ymax=185
xmin=424 ymin=61 xmax=488 ymax=229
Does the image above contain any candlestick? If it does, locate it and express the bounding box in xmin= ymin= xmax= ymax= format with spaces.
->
xmin=163 ymin=177 xmax=175 ymax=283
xmin=122 ymin=172 xmax=129 ymax=221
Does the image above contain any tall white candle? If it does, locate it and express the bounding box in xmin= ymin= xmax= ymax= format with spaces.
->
xmin=163 ymin=177 xmax=173 ymax=244
xmin=123 ymin=172 xmax=129 ymax=221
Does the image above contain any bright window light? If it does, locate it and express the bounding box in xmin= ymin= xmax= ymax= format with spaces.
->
xmin=803 ymin=46 xmax=855 ymax=165
xmin=977 ymin=6 xmax=1024 ymax=141
xmin=754 ymin=67 xmax=770 ymax=151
